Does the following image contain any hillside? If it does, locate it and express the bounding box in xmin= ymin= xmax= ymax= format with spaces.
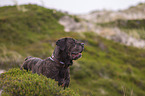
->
xmin=0 ymin=5 xmax=145 ymax=96
xmin=79 ymin=3 xmax=145 ymax=23
xmin=59 ymin=3 xmax=145 ymax=48
xmin=98 ymin=19 xmax=145 ymax=40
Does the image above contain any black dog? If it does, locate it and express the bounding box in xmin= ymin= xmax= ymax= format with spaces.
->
xmin=21 ymin=38 xmax=84 ymax=88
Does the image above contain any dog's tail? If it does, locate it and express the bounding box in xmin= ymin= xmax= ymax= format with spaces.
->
xmin=20 ymin=56 xmax=33 ymax=70
xmin=24 ymin=56 xmax=33 ymax=61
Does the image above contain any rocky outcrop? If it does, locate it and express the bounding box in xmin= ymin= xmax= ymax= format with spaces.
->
xmin=59 ymin=16 xmax=96 ymax=32
xmin=0 ymin=70 xmax=5 ymax=74
xmin=99 ymin=27 xmax=145 ymax=48
xmin=0 ymin=70 xmax=5 ymax=96
xmin=59 ymin=3 xmax=145 ymax=48
xmin=78 ymin=3 xmax=145 ymax=23
xmin=59 ymin=16 xmax=145 ymax=48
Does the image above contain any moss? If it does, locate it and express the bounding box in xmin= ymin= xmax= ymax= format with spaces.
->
xmin=0 ymin=68 xmax=79 ymax=96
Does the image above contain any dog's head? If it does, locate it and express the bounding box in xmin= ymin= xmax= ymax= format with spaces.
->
xmin=55 ymin=38 xmax=84 ymax=66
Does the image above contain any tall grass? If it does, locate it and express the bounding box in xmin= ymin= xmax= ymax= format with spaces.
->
xmin=0 ymin=45 xmax=22 ymax=69
xmin=121 ymin=28 xmax=145 ymax=40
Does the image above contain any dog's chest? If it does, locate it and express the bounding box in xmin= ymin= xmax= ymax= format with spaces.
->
xmin=40 ymin=60 xmax=67 ymax=79
xmin=59 ymin=68 xmax=68 ymax=78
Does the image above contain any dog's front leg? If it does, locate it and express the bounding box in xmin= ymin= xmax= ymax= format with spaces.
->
xmin=63 ymin=67 xmax=70 ymax=89
xmin=58 ymin=67 xmax=70 ymax=89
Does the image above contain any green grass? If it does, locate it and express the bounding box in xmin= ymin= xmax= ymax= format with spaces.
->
xmin=70 ymin=33 xmax=145 ymax=95
xmin=0 ymin=4 xmax=145 ymax=96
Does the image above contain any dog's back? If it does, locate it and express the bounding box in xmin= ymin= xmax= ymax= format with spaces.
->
xmin=21 ymin=56 xmax=42 ymax=71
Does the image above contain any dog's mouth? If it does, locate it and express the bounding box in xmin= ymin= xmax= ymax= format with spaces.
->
xmin=71 ymin=52 xmax=82 ymax=60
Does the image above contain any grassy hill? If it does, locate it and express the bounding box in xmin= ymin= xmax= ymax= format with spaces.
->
xmin=0 ymin=5 xmax=145 ymax=96
xmin=79 ymin=3 xmax=145 ymax=24
xmin=123 ymin=3 xmax=145 ymax=14
xmin=97 ymin=19 xmax=145 ymax=40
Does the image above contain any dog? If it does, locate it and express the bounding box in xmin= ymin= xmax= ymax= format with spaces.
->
xmin=21 ymin=37 xmax=84 ymax=88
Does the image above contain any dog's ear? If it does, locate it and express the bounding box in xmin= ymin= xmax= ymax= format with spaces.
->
xmin=56 ymin=38 xmax=67 ymax=51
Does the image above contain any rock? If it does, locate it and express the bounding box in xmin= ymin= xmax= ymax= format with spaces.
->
xmin=0 ymin=70 xmax=5 ymax=74
xmin=0 ymin=90 xmax=3 ymax=96
xmin=59 ymin=16 xmax=96 ymax=32
xmin=0 ymin=70 xmax=5 ymax=96
xmin=59 ymin=15 xmax=145 ymax=48
xmin=78 ymin=3 xmax=145 ymax=23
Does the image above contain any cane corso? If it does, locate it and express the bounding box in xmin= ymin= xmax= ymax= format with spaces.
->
xmin=21 ymin=38 xmax=84 ymax=88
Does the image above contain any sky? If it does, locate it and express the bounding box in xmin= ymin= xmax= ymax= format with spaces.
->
xmin=0 ymin=0 xmax=144 ymax=14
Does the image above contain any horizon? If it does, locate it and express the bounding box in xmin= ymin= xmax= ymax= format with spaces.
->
xmin=0 ymin=0 xmax=145 ymax=14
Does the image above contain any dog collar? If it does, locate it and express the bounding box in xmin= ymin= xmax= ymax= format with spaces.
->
xmin=49 ymin=56 xmax=65 ymax=65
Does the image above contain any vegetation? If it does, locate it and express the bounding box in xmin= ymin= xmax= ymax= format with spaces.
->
xmin=124 ymin=3 xmax=145 ymax=13
xmin=97 ymin=19 xmax=145 ymax=40
xmin=0 ymin=68 xmax=79 ymax=96
xmin=97 ymin=19 xmax=145 ymax=29
xmin=0 ymin=4 xmax=145 ymax=96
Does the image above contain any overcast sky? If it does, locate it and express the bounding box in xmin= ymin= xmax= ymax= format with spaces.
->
xmin=0 ymin=0 xmax=144 ymax=14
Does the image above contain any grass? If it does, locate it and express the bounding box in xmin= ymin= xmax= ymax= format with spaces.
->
xmin=0 ymin=4 xmax=145 ymax=96
xmin=97 ymin=19 xmax=145 ymax=40
xmin=121 ymin=28 xmax=145 ymax=40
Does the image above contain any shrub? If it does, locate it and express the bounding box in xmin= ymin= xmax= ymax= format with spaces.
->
xmin=0 ymin=68 xmax=79 ymax=96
